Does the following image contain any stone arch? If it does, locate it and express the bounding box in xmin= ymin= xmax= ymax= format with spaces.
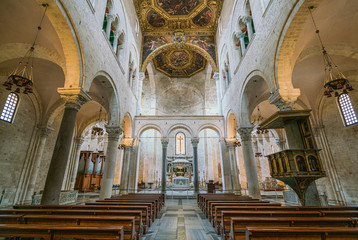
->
xmin=197 ymin=123 xmax=223 ymax=138
xmin=226 ymin=111 xmax=238 ymax=139
xmin=166 ymin=124 xmax=194 ymax=139
xmin=122 ymin=113 xmax=132 ymax=138
xmin=140 ymin=43 xmax=218 ymax=72
xmin=239 ymin=70 xmax=272 ymax=125
xmin=137 ymin=124 xmax=164 ymax=138
xmin=88 ymin=71 xmax=120 ymax=126
xmin=274 ymin=0 xmax=323 ymax=100
xmin=34 ymin=0 xmax=85 ymax=88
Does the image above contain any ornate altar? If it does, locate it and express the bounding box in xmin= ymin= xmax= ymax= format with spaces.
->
xmin=260 ymin=110 xmax=326 ymax=205
xmin=74 ymin=151 xmax=106 ymax=192
xmin=167 ymin=155 xmax=193 ymax=187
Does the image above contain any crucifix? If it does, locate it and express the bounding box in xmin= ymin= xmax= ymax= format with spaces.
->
xmin=178 ymin=135 xmax=184 ymax=154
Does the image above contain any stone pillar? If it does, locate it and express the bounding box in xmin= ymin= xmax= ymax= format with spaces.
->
xmin=70 ymin=137 xmax=84 ymax=190
xmin=112 ymin=30 xmax=121 ymax=53
xmin=219 ymin=139 xmax=232 ymax=192
xmin=237 ymin=127 xmax=261 ymax=199
xmin=136 ymin=72 xmax=145 ymax=115
xmin=213 ymin=72 xmax=222 ymax=115
xmin=161 ymin=138 xmax=168 ymax=193
xmin=244 ymin=16 xmax=254 ymax=41
xmin=252 ymin=140 xmax=263 ymax=183
xmin=24 ymin=126 xmax=53 ymax=203
xmin=99 ymin=126 xmax=122 ymax=200
xmin=119 ymin=139 xmax=134 ymax=195
xmin=128 ymin=139 xmax=139 ymax=193
xmin=41 ymin=88 xmax=91 ymax=205
xmin=105 ymin=14 xmax=114 ymax=39
xmin=238 ymin=33 xmax=246 ymax=55
xmin=226 ymin=139 xmax=241 ymax=194
xmin=191 ymin=138 xmax=200 ymax=194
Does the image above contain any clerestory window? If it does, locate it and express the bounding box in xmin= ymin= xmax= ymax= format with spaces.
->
xmin=338 ymin=93 xmax=358 ymax=126
xmin=0 ymin=92 xmax=19 ymax=123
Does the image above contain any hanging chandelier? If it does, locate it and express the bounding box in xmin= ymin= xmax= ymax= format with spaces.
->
xmin=2 ymin=4 xmax=49 ymax=94
xmin=308 ymin=6 xmax=354 ymax=98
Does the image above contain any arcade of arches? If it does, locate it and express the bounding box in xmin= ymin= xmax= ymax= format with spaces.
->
xmin=0 ymin=0 xmax=358 ymax=209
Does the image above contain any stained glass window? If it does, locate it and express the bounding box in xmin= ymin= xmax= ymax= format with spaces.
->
xmin=176 ymin=132 xmax=185 ymax=155
xmin=0 ymin=93 xmax=19 ymax=123
xmin=338 ymin=93 xmax=358 ymax=126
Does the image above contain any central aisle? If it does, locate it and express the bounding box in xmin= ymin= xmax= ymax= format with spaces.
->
xmin=143 ymin=199 xmax=221 ymax=240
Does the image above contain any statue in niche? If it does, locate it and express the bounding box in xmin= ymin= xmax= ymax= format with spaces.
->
xmin=295 ymin=155 xmax=307 ymax=172
xmin=308 ymin=155 xmax=319 ymax=171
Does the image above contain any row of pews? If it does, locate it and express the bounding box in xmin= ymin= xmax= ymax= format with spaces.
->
xmin=198 ymin=193 xmax=358 ymax=240
xmin=0 ymin=193 xmax=164 ymax=240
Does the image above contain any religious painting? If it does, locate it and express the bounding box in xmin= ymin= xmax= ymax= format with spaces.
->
xmin=192 ymin=7 xmax=213 ymax=27
xmin=188 ymin=36 xmax=216 ymax=63
xmin=156 ymin=0 xmax=201 ymax=15
xmin=155 ymin=53 xmax=166 ymax=67
xmin=142 ymin=36 xmax=168 ymax=63
xmin=295 ymin=155 xmax=308 ymax=172
xmin=308 ymin=155 xmax=320 ymax=171
xmin=170 ymin=51 xmax=190 ymax=67
xmin=147 ymin=9 xmax=166 ymax=28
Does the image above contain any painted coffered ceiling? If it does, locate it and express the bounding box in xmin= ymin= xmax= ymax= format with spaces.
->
xmin=134 ymin=0 xmax=223 ymax=77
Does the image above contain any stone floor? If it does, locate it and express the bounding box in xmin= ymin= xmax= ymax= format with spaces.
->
xmin=142 ymin=199 xmax=221 ymax=240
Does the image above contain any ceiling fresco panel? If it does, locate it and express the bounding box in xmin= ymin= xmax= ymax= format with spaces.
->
xmin=147 ymin=9 xmax=166 ymax=27
xmin=192 ymin=7 xmax=213 ymax=27
xmin=156 ymin=0 xmax=202 ymax=15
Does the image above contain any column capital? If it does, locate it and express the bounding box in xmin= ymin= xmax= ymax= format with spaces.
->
xmin=58 ymin=88 xmax=91 ymax=111
xmin=138 ymin=72 xmax=145 ymax=82
xmin=213 ymin=72 xmax=220 ymax=81
xmin=269 ymin=89 xmax=300 ymax=111
xmin=191 ymin=137 xmax=200 ymax=147
xmin=161 ymin=138 xmax=169 ymax=147
xmin=121 ymin=138 xmax=134 ymax=148
xmin=225 ymin=138 xmax=239 ymax=149
xmin=243 ymin=15 xmax=253 ymax=24
xmin=105 ymin=13 xmax=115 ymax=22
xmin=113 ymin=30 xmax=122 ymax=38
xmin=237 ymin=127 xmax=253 ymax=141
xmin=38 ymin=125 xmax=54 ymax=137
xmin=105 ymin=125 xmax=123 ymax=141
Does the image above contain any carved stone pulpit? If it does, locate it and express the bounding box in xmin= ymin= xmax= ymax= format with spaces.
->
xmin=260 ymin=110 xmax=326 ymax=205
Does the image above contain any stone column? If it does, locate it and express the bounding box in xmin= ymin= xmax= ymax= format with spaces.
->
xmin=191 ymin=138 xmax=200 ymax=194
xmin=244 ymin=16 xmax=254 ymax=40
xmin=237 ymin=127 xmax=261 ymax=199
xmin=105 ymin=14 xmax=114 ymax=39
xmin=226 ymin=139 xmax=241 ymax=194
xmin=119 ymin=139 xmax=134 ymax=195
xmin=238 ymin=33 xmax=246 ymax=55
xmin=41 ymin=88 xmax=91 ymax=205
xmin=70 ymin=137 xmax=84 ymax=190
xmin=161 ymin=138 xmax=168 ymax=193
xmin=213 ymin=72 xmax=222 ymax=115
xmin=136 ymin=72 xmax=145 ymax=115
xmin=252 ymin=140 xmax=263 ymax=183
xmin=24 ymin=126 xmax=53 ymax=203
xmin=112 ymin=30 xmax=121 ymax=53
xmin=219 ymin=139 xmax=232 ymax=192
xmin=128 ymin=139 xmax=139 ymax=193
xmin=99 ymin=126 xmax=122 ymax=200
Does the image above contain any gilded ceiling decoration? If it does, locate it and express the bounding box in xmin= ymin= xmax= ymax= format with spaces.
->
xmin=134 ymin=0 xmax=223 ymax=77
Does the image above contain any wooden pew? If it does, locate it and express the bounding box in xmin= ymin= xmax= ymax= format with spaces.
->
xmin=22 ymin=215 xmax=135 ymax=240
xmin=244 ymin=227 xmax=358 ymax=240
xmin=218 ymin=211 xmax=321 ymax=239
xmin=321 ymin=210 xmax=358 ymax=217
xmin=230 ymin=217 xmax=355 ymax=240
xmin=102 ymin=198 xmax=161 ymax=213
xmin=11 ymin=205 xmax=150 ymax=233
xmin=0 ymin=214 xmax=22 ymax=224
xmin=0 ymin=208 xmax=143 ymax=237
xmin=0 ymin=224 xmax=124 ymax=240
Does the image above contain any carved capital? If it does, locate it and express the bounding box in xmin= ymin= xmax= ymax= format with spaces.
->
xmin=38 ymin=125 xmax=54 ymax=138
xmin=161 ymin=138 xmax=169 ymax=148
xmin=58 ymin=88 xmax=91 ymax=111
xmin=113 ymin=30 xmax=122 ymax=38
xmin=191 ymin=137 xmax=200 ymax=147
xmin=225 ymin=138 xmax=238 ymax=149
xmin=243 ymin=16 xmax=252 ymax=24
xmin=105 ymin=125 xmax=123 ymax=141
xmin=269 ymin=90 xmax=299 ymax=111
xmin=237 ymin=127 xmax=253 ymax=142
xmin=138 ymin=72 xmax=145 ymax=82
xmin=105 ymin=13 xmax=115 ymax=22
xmin=213 ymin=72 xmax=220 ymax=81
xmin=121 ymin=138 xmax=134 ymax=147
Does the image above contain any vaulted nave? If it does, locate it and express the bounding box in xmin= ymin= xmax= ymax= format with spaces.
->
xmin=0 ymin=0 xmax=358 ymax=239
